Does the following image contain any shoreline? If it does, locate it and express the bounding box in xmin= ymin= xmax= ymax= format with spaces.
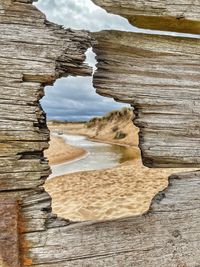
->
xmin=45 ymin=127 xmax=195 ymax=221
xmin=48 ymin=120 xmax=138 ymax=148
xmin=81 ymin=134 xmax=136 ymax=148
xmin=45 ymin=135 xmax=87 ymax=166
xmin=65 ymin=132 xmax=141 ymax=164
xmin=54 ymin=129 xmax=139 ymax=149
xmin=48 ymin=131 xmax=140 ymax=167
xmin=51 ymin=150 xmax=90 ymax=167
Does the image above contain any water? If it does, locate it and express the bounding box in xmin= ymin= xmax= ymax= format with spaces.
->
xmin=50 ymin=133 xmax=138 ymax=178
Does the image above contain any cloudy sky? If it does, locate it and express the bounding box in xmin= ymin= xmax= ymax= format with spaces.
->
xmin=35 ymin=0 xmax=134 ymax=121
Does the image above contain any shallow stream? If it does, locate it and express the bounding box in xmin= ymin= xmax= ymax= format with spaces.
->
xmin=50 ymin=133 xmax=137 ymax=178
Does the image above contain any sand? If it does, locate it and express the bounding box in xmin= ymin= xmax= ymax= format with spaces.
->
xmin=45 ymin=159 xmax=191 ymax=221
xmin=47 ymin=114 xmax=138 ymax=147
xmin=45 ymin=135 xmax=86 ymax=165
xmin=45 ymin=121 xmax=194 ymax=221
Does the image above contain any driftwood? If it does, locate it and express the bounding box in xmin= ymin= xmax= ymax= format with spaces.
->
xmin=0 ymin=0 xmax=200 ymax=266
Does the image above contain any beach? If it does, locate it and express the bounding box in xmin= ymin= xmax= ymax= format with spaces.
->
xmin=45 ymin=135 xmax=86 ymax=165
xmin=45 ymin=125 xmax=192 ymax=221
xmin=46 ymin=159 xmax=173 ymax=221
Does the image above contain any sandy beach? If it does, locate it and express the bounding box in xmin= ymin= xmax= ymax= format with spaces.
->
xmin=46 ymin=159 xmax=171 ymax=221
xmin=45 ymin=135 xmax=86 ymax=165
xmin=46 ymin=154 xmax=193 ymax=221
xmin=45 ymin=125 xmax=192 ymax=221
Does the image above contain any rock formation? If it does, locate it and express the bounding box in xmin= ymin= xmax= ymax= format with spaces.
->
xmin=1 ymin=0 xmax=200 ymax=266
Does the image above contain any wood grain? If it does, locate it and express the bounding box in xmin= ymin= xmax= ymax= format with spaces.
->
xmin=23 ymin=171 xmax=200 ymax=266
xmin=92 ymin=0 xmax=200 ymax=34
xmin=92 ymin=30 xmax=200 ymax=167
xmin=1 ymin=0 xmax=200 ymax=266
xmin=0 ymin=0 xmax=91 ymax=265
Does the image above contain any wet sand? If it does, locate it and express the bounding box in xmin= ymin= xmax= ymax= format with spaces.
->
xmin=45 ymin=135 xmax=86 ymax=165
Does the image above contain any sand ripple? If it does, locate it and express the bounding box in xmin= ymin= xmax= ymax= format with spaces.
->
xmin=45 ymin=159 xmax=189 ymax=221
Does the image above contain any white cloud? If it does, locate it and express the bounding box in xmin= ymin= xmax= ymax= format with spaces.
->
xmin=35 ymin=0 xmax=133 ymax=32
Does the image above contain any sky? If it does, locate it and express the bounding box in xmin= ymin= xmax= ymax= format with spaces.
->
xmin=35 ymin=0 xmax=134 ymax=121
xmin=35 ymin=0 xmax=199 ymax=121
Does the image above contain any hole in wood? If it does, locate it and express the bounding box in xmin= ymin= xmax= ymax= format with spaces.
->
xmin=38 ymin=49 xmax=192 ymax=222
xmin=2 ymin=1 xmax=200 ymax=265
xmin=34 ymin=0 xmax=198 ymax=222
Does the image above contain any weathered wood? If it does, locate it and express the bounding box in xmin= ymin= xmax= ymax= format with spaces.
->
xmin=1 ymin=0 xmax=200 ymax=266
xmin=0 ymin=0 xmax=91 ymax=266
xmin=92 ymin=0 xmax=200 ymax=34
xmin=92 ymin=31 xmax=200 ymax=167
xmin=22 ymin=171 xmax=200 ymax=266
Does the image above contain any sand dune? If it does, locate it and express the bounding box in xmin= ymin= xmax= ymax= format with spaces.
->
xmin=48 ymin=108 xmax=138 ymax=147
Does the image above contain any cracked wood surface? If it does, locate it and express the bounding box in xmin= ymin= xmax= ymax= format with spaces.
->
xmin=92 ymin=31 xmax=200 ymax=168
xmin=25 ymin=171 xmax=200 ymax=267
xmin=0 ymin=0 xmax=91 ymax=265
xmin=92 ymin=0 xmax=200 ymax=34
xmin=1 ymin=0 xmax=200 ymax=266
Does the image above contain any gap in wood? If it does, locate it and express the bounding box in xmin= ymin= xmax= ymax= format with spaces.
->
xmin=39 ymin=49 xmax=184 ymax=222
xmin=34 ymin=0 xmax=197 ymax=222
